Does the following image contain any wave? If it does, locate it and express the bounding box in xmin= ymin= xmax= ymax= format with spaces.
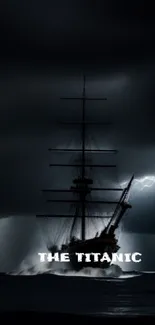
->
xmin=8 ymin=262 xmax=143 ymax=279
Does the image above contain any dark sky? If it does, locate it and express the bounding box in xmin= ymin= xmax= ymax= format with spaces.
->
xmin=0 ymin=1 xmax=155 ymax=271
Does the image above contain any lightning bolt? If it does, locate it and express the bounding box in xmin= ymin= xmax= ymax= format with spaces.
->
xmin=121 ymin=176 xmax=155 ymax=192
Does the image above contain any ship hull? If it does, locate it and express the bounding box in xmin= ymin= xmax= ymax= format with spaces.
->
xmin=60 ymin=235 xmax=120 ymax=271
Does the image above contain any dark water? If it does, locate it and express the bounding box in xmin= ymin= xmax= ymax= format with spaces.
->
xmin=0 ymin=272 xmax=155 ymax=316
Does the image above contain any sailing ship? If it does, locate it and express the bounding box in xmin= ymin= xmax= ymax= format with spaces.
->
xmin=36 ymin=76 xmax=134 ymax=271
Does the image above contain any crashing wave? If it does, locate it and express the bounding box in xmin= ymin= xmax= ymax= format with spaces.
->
xmin=9 ymin=263 xmax=125 ymax=278
xmin=54 ymin=264 xmax=123 ymax=278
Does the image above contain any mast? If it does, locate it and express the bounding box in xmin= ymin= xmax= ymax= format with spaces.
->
xmin=104 ymin=175 xmax=134 ymax=234
xmin=81 ymin=75 xmax=86 ymax=240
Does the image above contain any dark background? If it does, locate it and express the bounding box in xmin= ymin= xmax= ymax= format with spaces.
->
xmin=0 ymin=0 xmax=155 ymax=272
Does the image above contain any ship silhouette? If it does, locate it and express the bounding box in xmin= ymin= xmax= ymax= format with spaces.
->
xmin=36 ymin=76 xmax=134 ymax=271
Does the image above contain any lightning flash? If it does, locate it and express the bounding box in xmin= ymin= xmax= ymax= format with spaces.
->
xmin=121 ymin=176 xmax=155 ymax=192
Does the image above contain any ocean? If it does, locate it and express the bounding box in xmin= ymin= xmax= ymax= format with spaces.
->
xmin=1 ymin=271 xmax=155 ymax=317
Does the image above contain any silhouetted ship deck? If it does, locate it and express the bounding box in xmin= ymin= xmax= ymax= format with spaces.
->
xmin=36 ymin=76 xmax=134 ymax=271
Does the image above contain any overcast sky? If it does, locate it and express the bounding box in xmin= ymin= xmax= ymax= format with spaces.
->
xmin=0 ymin=1 xmax=155 ymax=272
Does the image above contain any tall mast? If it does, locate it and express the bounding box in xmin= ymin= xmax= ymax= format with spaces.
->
xmin=104 ymin=175 xmax=134 ymax=234
xmin=81 ymin=75 xmax=86 ymax=240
